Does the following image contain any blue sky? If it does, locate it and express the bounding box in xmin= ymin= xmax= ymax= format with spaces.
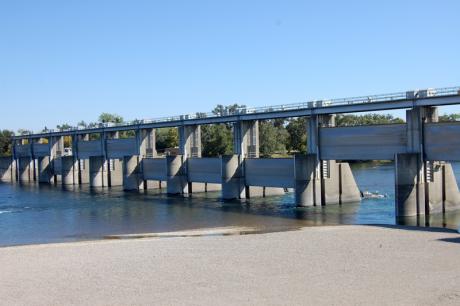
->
xmin=1 ymin=0 xmax=459 ymax=132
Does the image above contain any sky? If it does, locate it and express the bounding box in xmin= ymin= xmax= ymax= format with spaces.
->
xmin=1 ymin=0 xmax=460 ymax=132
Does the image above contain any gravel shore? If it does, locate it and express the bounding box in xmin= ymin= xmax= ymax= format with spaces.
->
xmin=1 ymin=225 xmax=459 ymax=305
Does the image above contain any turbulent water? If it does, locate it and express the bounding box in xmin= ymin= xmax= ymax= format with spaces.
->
xmin=1 ymin=163 xmax=460 ymax=246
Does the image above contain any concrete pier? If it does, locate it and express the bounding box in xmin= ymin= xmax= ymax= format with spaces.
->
xmin=233 ymin=120 xmax=259 ymax=158
xmin=138 ymin=128 xmax=157 ymax=158
xmin=395 ymin=153 xmax=425 ymax=217
xmin=61 ymin=156 xmax=76 ymax=185
xmin=89 ymin=156 xmax=105 ymax=187
xmin=179 ymin=125 xmax=201 ymax=158
xmin=221 ymin=155 xmax=245 ymax=200
xmin=0 ymin=157 xmax=14 ymax=182
xmin=294 ymin=154 xmax=319 ymax=206
xmin=78 ymin=159 xmax=90 ymax=184
xmin=395 ymin=154 xmax=460 ymax=217
xmin=37 ymin=156 xmax=52 ymax=183
xmin=17 ymin=157 xmax=32 ymax=182
xmin=109 ymin=158 xmax=123 ymax=187
xmin=166 ymin=155 xmax=187 ymax=195
xmin=123 ymin=156 xmax=141 ymax=191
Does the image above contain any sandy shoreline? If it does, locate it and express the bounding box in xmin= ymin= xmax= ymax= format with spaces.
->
xmin=1 ymin=225 xmax=460 ymax=305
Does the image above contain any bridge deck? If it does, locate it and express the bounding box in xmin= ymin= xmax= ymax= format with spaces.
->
xmin=13 ymin=86 xmax=460 ymax=140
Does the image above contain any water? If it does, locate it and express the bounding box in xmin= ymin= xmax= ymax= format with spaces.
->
xmin=1 ymin=163 xmax=460 ymax=247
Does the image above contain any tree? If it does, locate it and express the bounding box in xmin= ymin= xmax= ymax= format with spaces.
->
xmin=56 ymin=123 xmax=72 ymax=131
xmin=77 ymin=121 xmax=88 ymax=128
xmin=286 ymin=117 xmax=307 ymax=154
xmin=201 ymin=124 xmax=233 ymax=157
xmin=212 ymin=104 xmax=246 ymax=117
xmin=335 ymin=114 xmax=404 ymax=126
xmin=17 ymin=129 xmax=32 ymax=136
xmin=0 ymin=130 xmax=14 ymax=156
xmin=259 ymin=121 xmax=289 ymax=157
xmin=439 ymin=113 xmax=460 ymax=122
xmin=156 ymin=128 xmax=178 ymax=151
xmin=199 ymin=104 xmax=247 ymax=156
xmin=98 ymin=113 xmax=123 ymax=124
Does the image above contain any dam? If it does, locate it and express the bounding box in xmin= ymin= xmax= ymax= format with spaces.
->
xmin=2 ymin=86 xmax=460 ymax=217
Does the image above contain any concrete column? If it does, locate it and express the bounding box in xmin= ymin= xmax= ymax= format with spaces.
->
xmin=221 ymin=155 xmax=245 ymax=200
xmin=61 ymin=156 xmax=76 ymax=185
xmin=75 ymin=134 xmax=89 ymax=184
xmin=109 ymin=158 xmax=123 ymax=186
xmin=138 ymin=128 xmax=157 ymax=158
xmin=233 ymin=120 xmax=259 ymax=158
xmin=18 ymin=157 xmax=32 ymax=182
xmin=179 ymin=125 xmax=201 ymax=158
xmin=0 ymin=157 xmax=13 ymax=182
xmin=294 ymin=154 xmax=320 ymax=206
xmin=49 ymin=136 xmax=64 ymax=184
xmin=123 ymin=155 xmax=141 ymax=190
xmin=395 ymin=153 xmax=425 ymax=217
xmin=50 ymin=136 xmax=64 ymax=158
xmin=396 ymin=106 xmax=440 ymax=216
xmin=166 ymin=155 xmax=187 ymax=195
xmin=89 ymin=156 xmax=105 ymax=187
xmin=37 ymin=156 xmax=52 ymax=183
xmin=78 ymin=159 xmax=90 ymax=184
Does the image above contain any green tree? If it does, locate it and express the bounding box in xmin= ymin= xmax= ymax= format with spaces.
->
xmin=17 ymin=129 xmax=32 ymax=136
xmin=259 ymin=120 xmax=289 ymax=157
xmin=0 ymin=130 xmax=14 ymax=156
xmin=286 ymin=117 xmax=307 ymax=154
xmin=212 ymin=104 xmax=246 ymax=117
xmin=439 ymin=113 xmax=460 ymax=122
xmin=77 ymin=121 xmax=88 ymax=128
xmin=201 ymin=124 xmax=233 ymax=157
xmin=98 ymin=113 xmax=124 ymax=124
xmin=335 ymin=114 xmax=404 ymax=126
xmin=56 ymin=123 xmax=72 ymax=131
xmin=156 ymin=128 xmax=178 ymax=151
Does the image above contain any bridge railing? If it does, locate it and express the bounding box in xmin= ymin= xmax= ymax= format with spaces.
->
xmin=16 ymin=86 xmax=460 ymax=136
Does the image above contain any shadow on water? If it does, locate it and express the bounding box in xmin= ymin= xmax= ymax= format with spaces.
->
xmin=1 ymin=161 xmax=460 ymax=246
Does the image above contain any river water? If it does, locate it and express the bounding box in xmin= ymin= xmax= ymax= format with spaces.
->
xmin=1 ymin=163 xmax=460 ymax=246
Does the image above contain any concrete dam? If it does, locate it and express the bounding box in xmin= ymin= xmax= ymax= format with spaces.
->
xmin=2 ymin=86 xmax=460 ymax=217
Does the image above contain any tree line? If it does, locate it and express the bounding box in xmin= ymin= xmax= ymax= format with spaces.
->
xmin=1 ymin=108 xmax=459 ymax=157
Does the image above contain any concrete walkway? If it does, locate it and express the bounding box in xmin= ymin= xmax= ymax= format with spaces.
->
xmin=1 ymin=225 xmax=460 ymax=305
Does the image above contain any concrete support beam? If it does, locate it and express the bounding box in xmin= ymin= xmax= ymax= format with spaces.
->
xmin=109 ymin=158 xmax=123 ymax=186
xmin=37 ymin=156 xmax=52 ymax=183
xmin=233 ymin=120 xmax=259 ymax=158
xmin=17 ymin=157 xmax=32 ymax=182
xmin=0 ymin=157 xmax=14 ymax=182
xmin=395 ymin=153 xmax=424 ymax=217
xmin=294 ymin=154 xmax=320 ymax=206
xmin=179 ymin=125 xmax=201 ymax=158
xmin=221 ymin=155 xmax=245 ymax=200
xmin=78 ymin=159 xmax=90 ymax=184
xmin=89 ymin=156 xmax=105 ymax=187
xmin=138 ymin=129 xmax=157 ymax=158
xmin=166 ymin=155 xmax=187 ymax=195
xmin=61 ymin=156 xmax=76 ymax=185
xmin=50 ymin=136 xmax=64 ymax=158
xmin=294 ymin=156 xmax=360 ymax=206
xmin=123 ymin=155 xmax=141 ymax=191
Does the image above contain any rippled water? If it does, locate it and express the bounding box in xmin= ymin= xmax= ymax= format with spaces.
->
xmin=1 ymin=162 xmax=460 ymax=246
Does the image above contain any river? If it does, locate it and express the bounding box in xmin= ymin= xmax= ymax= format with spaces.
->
xmin=1 ymin=162 xmax=460 ymax=246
